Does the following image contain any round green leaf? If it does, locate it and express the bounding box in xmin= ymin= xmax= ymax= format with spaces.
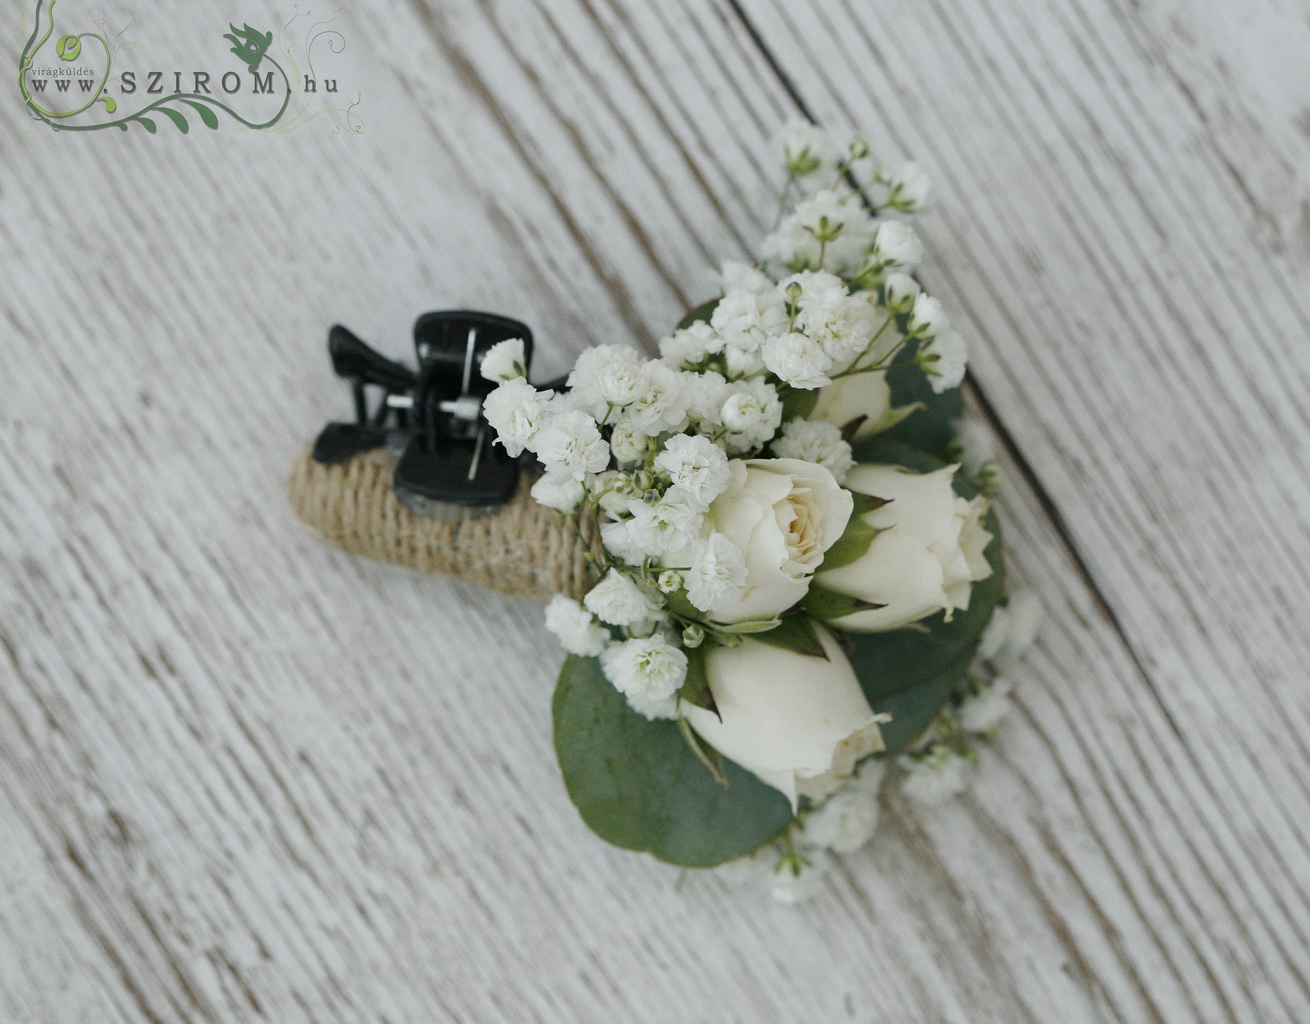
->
xmin=836 ymin=440 xmax=1005 ymax=751
xmin=553 ymin=654 xmax=793 ymax=867
xmin=863 ymin=340 xmax=962 ymax=461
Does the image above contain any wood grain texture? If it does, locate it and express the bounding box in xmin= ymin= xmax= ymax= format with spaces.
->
xmin=1 ymin=0 xmax=1306 ymax=1021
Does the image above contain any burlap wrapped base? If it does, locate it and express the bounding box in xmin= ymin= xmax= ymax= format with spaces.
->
xmin=287 ymin=448 xmax=593 ymax=602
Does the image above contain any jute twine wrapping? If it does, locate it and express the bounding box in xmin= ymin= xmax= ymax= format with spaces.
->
xmin=287 ymin=448 xmax=594 ymax=602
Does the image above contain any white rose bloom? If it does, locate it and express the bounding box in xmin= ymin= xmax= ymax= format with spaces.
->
xmin=483 ymin=378 xmax=551 ymax=457
xmin=543 ymin=595 xmax=609 ymax=657
xmin=718 ymin=260 xmax=776 ymax=294
xmin=710 ymin=286 xmax=789 ymax=352
xmin=809 ymin=370 xmax=893 ymax=441
xmin=770 ymin=849 xmax=832 ymax=904
xmin=924 ymin=329 xmax=967 ymax=393
xmin=958 ymin=676 xmax=1014 ymax=733
xmin=886 ymin=160 xmax=932 ymax=211
xmin=719 ymin=380 xmax=784 ymax=447
xmin=583 ymin=568 xmax=662 ymax=626
xmin=535 ymin=410 xmax=610 ymax=482
xmin=882 ymin=271 xmax=921 ymax=314
xmin=654 ymin=434 xmax=732 ymax=508
xmin=870 ymin=219 xmax=924 ymax=269
xmin=908 ymin=293 xmax=950 ymax=339
xmin=530 ymin=473 xmax=584 ymax=512
xmin=608 ymin=419 xmax=649 ymax=465
xmin=684 ymin=532 xmax=750 ymax=614
xmin=771 ymin=418 xmax=854 ymax=484
xmin=818 ymin=463 xmax=993 ymax=632
xmin=761 ymin=331 xmax=834 ymax=389
xmin=478 ymin=337 xmax=526 ymax=382
xmin=764 ymin=190 xmax=876 ymax=276
xmin=626 ymin=489 xmax=704 ymax=562
xmin=659 ymin=321 xmax=723 ymax=369
xmin=600 ymin=635 xmax=688 ymax=703
xmin=798 ymin=760 xmax=886 ymax=853
xmin=684 ymin=626 xmax=883 ymax=810
xmin=774 ymin=118 xmax=841 ymax=180
xmin=898 ymin=745 xmax=970 ymax=806
xmin=700 ymin=458 xmax=853 ymax=623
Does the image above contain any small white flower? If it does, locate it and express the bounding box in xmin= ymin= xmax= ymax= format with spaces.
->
xmin=774 ymin=118 xmax=841 ymax=179
xmin=659 ymin=321 xmax=724 ymax=369
xmin=583 ymin=569 xmax=662 ymax=626
xmin=710 ymin=287 xmax=789 ymax=352
xmin=536 ymin=410 xmax=610 ymax=481
xmin=479 ymin=337 xmax=527 ymax=382
xmin=981 ymin=589 xmax=1043 ymax=663
xmin=654 ymin=434 xmax=732 ymax=508
xmin=898 ymin=744 xmax=970 ymax=806
xmin=870 ymin=219 xmax=924 ymax=269
xmin=626 ymin=489 xmax=705 ymax=560
xmin=724 ymin=342 xmax=768 ymax=380
xmin=483 ymin=378 xmax=551 ymax=457
xmin=607 ymin=420 xmax=648 ymax=466
xmin=719 ymin=380 xmax=783 ymax=446
xmin=600 ymin=635 xmax=688 ymax=701
xmin=622 ymin=687 xmax=681 ymax=721
xmin=594 ymin=355 xmax=647 ymax=407
xmin=885 ymin=160 xmax=932 ymax=211
xmin=627 ymin=361 xmax=690 ymax=434
xmin=543 ymin=595 xmax=609 ymax=657
xmin=771 ymin=419 xmax=854 ymax=483
xmin=530 ymin=473 xmax=584 ymax=512
xmin=599 ymin=518 xmax=647 ymax=566
xmin=762 ymin=331 xmax=834 ymax=389
xmin=770 ymin=849 xmax=832 ymax=904
xmin=958 ymin=676 xmax=1015 ymax=733
xmin=656 ymin=569 xmax=683 ymax=594
xmin=955 ymin=417 xmax=995 ymax=477
xmin=908 ymin=293 xmax=950 ymax=339
xmin=718 ymin=261 xmax=775 ymax=294
xmin=787 ymin=274 xmax=879 ymax=371
xmin=798 ymin=761 xmax=885 ymax=853
xmin=764 ymin=190 xmax=876 ymax=276
xmin=684 ymin=532 xmax=749 ymax=613
xmin=924 ymin=329 xmax=967 ymax=393
xmin=882 ymin=271 xmax=921 ymax=314
xmin=683 ymin=370 xmax=731 ymax=430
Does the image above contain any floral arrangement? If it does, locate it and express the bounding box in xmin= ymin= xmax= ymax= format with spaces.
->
xmin=480 ymin=121 xmax=1040 ymax=901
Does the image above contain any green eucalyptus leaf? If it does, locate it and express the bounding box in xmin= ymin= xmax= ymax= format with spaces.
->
xmin=859 ymin=339 xmax=961 ymax=461
xmin=676 ymin=299 xmax=718 ymax=331
xmin=801 ymin=586 xmax=886 ymax=621
xmin=820 ymin=516 xmax=879 ymax=572
xmin=751 ymin=615 xmax=827 ymax=659
xmin=835 ymin=440 xmax=1005 ymax=752
xmin=553 ymin=655 xmax=792 ymax=866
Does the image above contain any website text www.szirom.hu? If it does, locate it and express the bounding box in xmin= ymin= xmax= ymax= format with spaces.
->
xmin=25 ymin=69 xmax=343 ymax=96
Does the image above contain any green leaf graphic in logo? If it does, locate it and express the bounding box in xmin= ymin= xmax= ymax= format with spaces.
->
xmin=55 ymin=32 xmax=79 ymax=59
xmin=222 ymin=23 xmax=273 ymax=72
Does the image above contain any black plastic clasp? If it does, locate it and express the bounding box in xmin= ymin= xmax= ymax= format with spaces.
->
xmin=311 ymin=310 xmax=534 ymax=514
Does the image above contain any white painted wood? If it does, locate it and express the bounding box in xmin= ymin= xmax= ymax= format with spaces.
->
xmin=1 ymin=0 xmax=1306 ymax=1021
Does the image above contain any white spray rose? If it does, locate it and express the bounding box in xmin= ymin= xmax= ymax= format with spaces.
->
xmin=817 ymin=463 xmax=993 ymax=632
xmin=683 ymin=626 xmax=884 ymax=810
xmin=809 ymin=370 xmax=893 ymax=441
xmin=701 ymin=458 xmax=853 ymax=624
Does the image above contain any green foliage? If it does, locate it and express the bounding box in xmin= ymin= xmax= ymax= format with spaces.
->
xmin=553 ymin=655 xmax=793 ymax=867
xmin=870 ymin=340 xmax=962 ymax=460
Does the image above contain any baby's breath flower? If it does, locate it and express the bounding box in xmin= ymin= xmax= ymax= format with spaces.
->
xmin=479 ymin=337 xmax=527 ymax=382
xmin=600 ymin=635 xmax=688 ymax=702
xmin=771 ymin=419 xmax=854 ymax=483
xmin=718 ymin=261 xmax=775 ymax=294
xmin=898 ymin=743 xmax=970 ymax=806
xmin=907 ymin=293 xmax=950 ymax=339
xmin=774 ymin=118 xmax=841 ymax=179
xmin=483 ymin=378 xmax=551 ymax=457
xmin=762 ymin=331 xmax=834 ymax=389
xmin=627 ymin=361 xmax=690 ymax=434
xmin=584 ymin=569 xmax=662 ymax=626
xmin=529 ymin=473 xmax=584 ymax=512
xmin=764 ymin=190 xmax=876 ymax=276
xmin=885 ymin=161 xmax=932 ymax=211
xmin=654 ymin=434 xmax=732 ymax=508
xmin=685 ymin=532 xmax=749 ymax=614
xmin=870 ymin=219 xmax=924 ymax=269
xmin=711 ymin=287 xmax=789 ymax=352
xmin=626 ymin=489 xmax=705 ymax=560
xmin=544 ymin=595 xmax=609 ymax=657
xmin=958 ymin=676 xmax=1014 ymax=733
xmin=719 ymin=380 xmax=783 ymax=446
xmin=923 ymin=329 xmax=967 ymax=393
xmin=770 ymin=849 xmax=832 ymax=904
xmin=659 ymin=320 xmax=724 ymax=369
xmin=882 ymin=271 xmax=921 ymax=314
xmin=536 ymin=410 xmax=610 ymax=481
xmin=798 ymin=760 xmax=885 ymax=853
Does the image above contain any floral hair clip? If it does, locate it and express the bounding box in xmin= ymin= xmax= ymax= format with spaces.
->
xmin=291 ymin=120 xmax=1040 ymax=902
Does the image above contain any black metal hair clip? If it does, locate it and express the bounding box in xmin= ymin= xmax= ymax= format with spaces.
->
xmin=312 ymin=310 xmax=533 ymax=517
